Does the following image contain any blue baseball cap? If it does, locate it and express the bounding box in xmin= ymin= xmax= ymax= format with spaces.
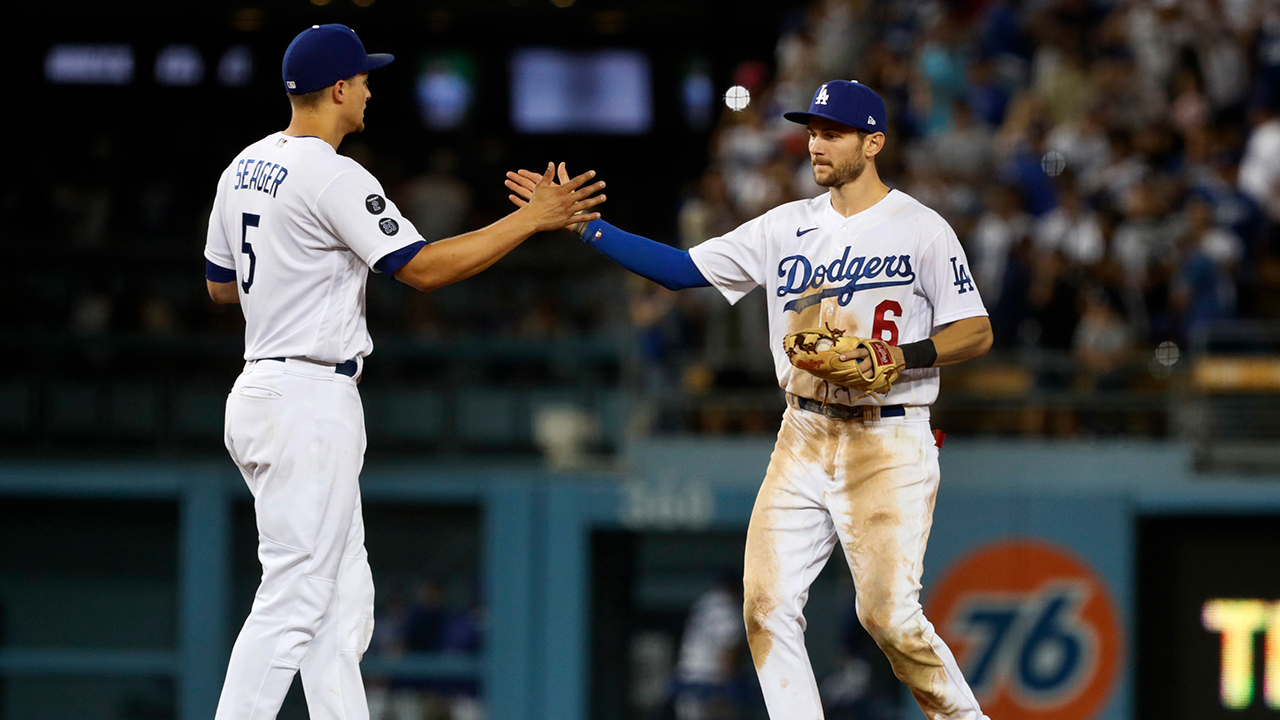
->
xmin=282 ymin=24 xmax=394 ymax=95
xmin=784 ymin=80 xmax=886 ymax=133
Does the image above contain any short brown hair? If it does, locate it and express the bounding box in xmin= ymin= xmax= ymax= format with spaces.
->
xmin=287 ymin=86 xmax=329 ymax=109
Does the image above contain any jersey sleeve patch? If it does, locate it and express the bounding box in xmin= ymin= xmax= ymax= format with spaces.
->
xmin=205 ymin=259 xmax=236 ymax=283
xmin=314 ymin=169 xmax=425 ymax=268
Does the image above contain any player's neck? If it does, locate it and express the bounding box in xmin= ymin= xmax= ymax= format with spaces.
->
xmin=828 ymin=168 xmax=890 ymax=218
xmin=283 ymin=111 xmax=347 ymax=151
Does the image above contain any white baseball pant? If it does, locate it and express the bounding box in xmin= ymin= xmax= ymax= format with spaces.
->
xmin=215 ymin=359 xmax=375 ymax=720
xmin=743 ymin=405 xmax=988 ymax=720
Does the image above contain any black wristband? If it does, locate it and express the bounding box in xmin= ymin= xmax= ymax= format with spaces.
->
xmin=900 ymin=339 xmax=937 ymax=369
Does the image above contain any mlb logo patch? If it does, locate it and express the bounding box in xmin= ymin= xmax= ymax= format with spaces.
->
xmin=275 ymin=138 xmax=288 ymax=148
xmin=286 ymin=81 xmax=296 ymax=89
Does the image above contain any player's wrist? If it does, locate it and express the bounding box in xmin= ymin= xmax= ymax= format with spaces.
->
xmin=512 ymin=203 xmax=547 ymax=236
xmin=899 ymin=339 xmax=937 ymax=369
xmin=577 ymin=217 xmax=600 ymax=241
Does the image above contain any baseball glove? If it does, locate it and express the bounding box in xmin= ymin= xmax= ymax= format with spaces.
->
xmin=783 ymin=325 xmax=901 ymax=398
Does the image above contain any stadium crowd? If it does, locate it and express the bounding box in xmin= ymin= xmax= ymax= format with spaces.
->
xmin=17 ymin=0 xmax=1280 ymax=444
xmin=656 ymin=0 xmax=1280 ymax=391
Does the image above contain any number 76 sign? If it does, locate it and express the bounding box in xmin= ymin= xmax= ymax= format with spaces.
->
xmin=927 ymin=541 xmax=1123 ymax=720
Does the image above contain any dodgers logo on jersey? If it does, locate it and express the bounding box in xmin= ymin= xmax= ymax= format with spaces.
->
xmin=927 ymin=540 xmax=1122 ymax=720
xmin=777 ymin=246 xmax=915 ymax=313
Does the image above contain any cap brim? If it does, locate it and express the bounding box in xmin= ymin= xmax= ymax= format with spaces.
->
xmin=783 ymin=110 xmax=877 ymax=133
xmin=364 ymin=53 xmax=395 ymax=72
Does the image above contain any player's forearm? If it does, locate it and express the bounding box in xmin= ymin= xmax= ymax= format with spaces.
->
xmin=394 ymin=211 xmax=537 ymax=291
xmin=927 ymin=316 xmax=993 ymax=367
xmin=580 ymin=219 xmax=711 ymax=291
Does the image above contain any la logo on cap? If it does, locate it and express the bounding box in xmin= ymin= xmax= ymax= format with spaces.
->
xmin=815 ymin=84 xmax=829 ymax=105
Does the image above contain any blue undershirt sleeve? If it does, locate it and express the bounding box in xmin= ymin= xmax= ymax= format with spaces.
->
xmin=205 ymin=260 xmax=236 ymax=283
xmin=374 ymin=240 xmax=428 ymax=275
xmin=580 ymin=219 xmax=710 ymax=291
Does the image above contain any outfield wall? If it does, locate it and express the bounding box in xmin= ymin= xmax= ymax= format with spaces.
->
xmin=1 ymin=441 xmax=1277 ymax=720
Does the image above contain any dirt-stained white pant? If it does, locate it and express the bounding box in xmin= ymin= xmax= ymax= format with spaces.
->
xmin=215 ymin=359 xmax=375 ymax=720
xmin=743 ymin=405 xmax=987 ymax=720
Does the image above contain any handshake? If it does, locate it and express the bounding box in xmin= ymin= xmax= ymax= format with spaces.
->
xmin=505 ymin=162 xmax=601 ymax=237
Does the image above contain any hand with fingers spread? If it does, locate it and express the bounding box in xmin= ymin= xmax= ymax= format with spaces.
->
xmin=512 ymin=162 xmax=606 ymax=235
xmin=506 ymin=163 xmax=600 ymax=236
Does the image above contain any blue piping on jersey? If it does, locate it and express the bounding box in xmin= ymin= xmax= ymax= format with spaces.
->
xmin=375 ymin=240 xmax=426 ymax=275
xmin=206 ymin=260 xmax=236 ymax=283
xmin=783 ymin=278 xmax=915 ymax=313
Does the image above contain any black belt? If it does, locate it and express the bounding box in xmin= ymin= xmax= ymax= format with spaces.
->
xmin=788 ymin=393 xmax=905 ymax=420
xmin=264 ymin=357 xmax=358 ymax=377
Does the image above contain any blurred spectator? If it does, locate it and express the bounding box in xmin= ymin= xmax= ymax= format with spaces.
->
xmin=995 ymin=96 xmax=1059 ymax=215
xmin=679 ymin=171 xmax=741 ymax=247
xmin=819 ymin=576 xmax=902 ymax=720
xmin=1239 ymin=97 xmax=1280 ymax=223
xmin=809 ymin=0 xmax=871 ymax=81
xmin=1193 ymin=3 xmax=1253 ymax=115
xmin=672 ymin=575 xmax=747 ymax=720
xmin=1112 ymin=177 xmax=1182 ymax=339
xmin=915 ymin=14 xmax=970 ymax=136
xmin=928 ymin=99 xmax=996 ymax=183
xmin=1170 ymin=65 xmax=1211 ymax=135
xmin=1045 ymin=105 xmax=1110 ymax=184
xmin=1027 ymin=249 xmax=1079 ymax=352
xmin=966 ymin=54 xmax=1013 ymax=127
xmin=1171 ymin=197 xmax=1244 ymax=342
xmin=1082 ymin=128 xmax=1146 ymax=206
xmin=714 ymin=104 xmax=781 ymax=217
xmin=972 ymin=184 xmax=1032 ymax=306
xmin=1034 ymin=176 xmax=1105 ymax=269
xmin=401 ymin=148 xmax=473 ymax=243
xmin=367 ymin=580 xmax=482 ymax=720
xmin=1073 ymin=288 xmax=1135 ymax=390
xmin=1032 ymin=38 xmax=1097 ymax=126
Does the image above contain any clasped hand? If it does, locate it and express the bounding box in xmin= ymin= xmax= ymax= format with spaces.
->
xmin=507 ymin=163 xmax=601 ymax=236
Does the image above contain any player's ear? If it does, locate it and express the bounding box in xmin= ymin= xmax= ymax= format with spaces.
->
xmin=331 ymin=79 xmax=345 ymax=104
xmin=865 ymin=132 xmax=886 ymax=158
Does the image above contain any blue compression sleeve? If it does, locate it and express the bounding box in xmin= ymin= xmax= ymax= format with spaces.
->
xmin=581 ymin=219 xmax=710 ymax=291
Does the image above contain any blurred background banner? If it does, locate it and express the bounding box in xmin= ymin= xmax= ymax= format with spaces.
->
xmin=5 ymin=0 xmax=1280 ymax=718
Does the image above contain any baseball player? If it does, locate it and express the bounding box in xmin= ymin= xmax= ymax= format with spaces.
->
xmin=506 ymin=81 xmax=993 ymax=719
xmin=203 ymin=24 xmax=604 ymax=720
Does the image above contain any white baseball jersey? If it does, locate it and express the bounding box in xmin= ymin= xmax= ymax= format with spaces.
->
xmin=688 ymin=189 xmax=986 ymax=407
xmin=205 ymin=132 xmax=424 ymax=363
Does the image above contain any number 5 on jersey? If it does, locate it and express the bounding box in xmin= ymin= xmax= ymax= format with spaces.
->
xmin=241 ymin=212 xmax=259 ymax=293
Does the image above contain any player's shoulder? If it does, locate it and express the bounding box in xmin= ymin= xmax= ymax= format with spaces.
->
xmin=318 ymin=151 xmax=381 ymax=191
xmin=887 ymin=189 xmax=954 ymax=240
xmin=887 ymin=189 xmax=945 ymax=224
xmin=758 ymin=194 xmax=830 ymax=226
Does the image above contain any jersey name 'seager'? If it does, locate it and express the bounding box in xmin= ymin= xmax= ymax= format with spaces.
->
xmin=233 ymin=157 xmax=290 ymax=197
xmin=205 ymin=133 xmax=424 ymax=364
xmin=688 ymin=189 xmax=987 ymax=408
